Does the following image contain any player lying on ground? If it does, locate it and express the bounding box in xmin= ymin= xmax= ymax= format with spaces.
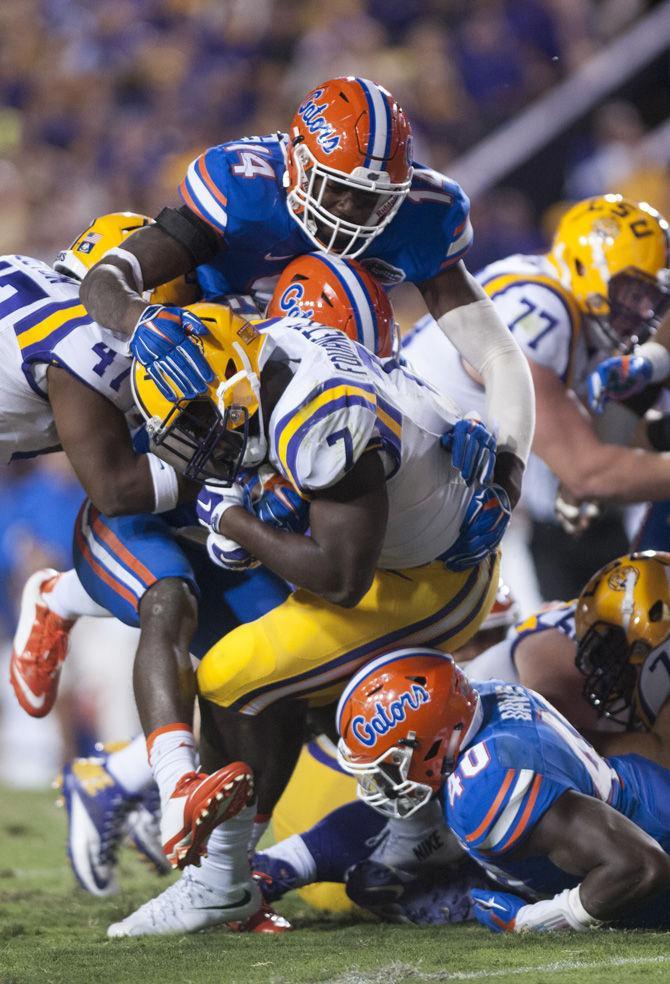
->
xmin=337 ymin=649 xmax=670 ymax=932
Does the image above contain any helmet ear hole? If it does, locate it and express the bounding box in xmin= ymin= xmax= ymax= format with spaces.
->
xmin=575 ymin=259 xmax=585 ymax=276
xmin=649 ymin=599 xmax=664 ymax=622
xmin=423 ymin=739 xmax=442 ymax=762
xmin=224 ymin=358 xmax=237 ymax=380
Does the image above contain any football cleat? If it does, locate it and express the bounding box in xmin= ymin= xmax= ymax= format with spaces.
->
xmin=10 ymin=569 xmax=75 ymax=717
xmin=251 ymin=853 xmax=301 ymax=903
xmin=161 ymin=763 xmax=254 ymax=870
xmin=345 ymin=860 xmax=480 ymax=925
xmin=107 ymin=870 xmax=261 ymax=937
xmin=227 ymin=902 xmax=292 ymax=934
xmin=58 ymin=756 xmax=136 ymax=897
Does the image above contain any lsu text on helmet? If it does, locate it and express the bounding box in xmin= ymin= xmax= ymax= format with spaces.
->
xmin=132 ymin=302 xmax=267 ymax=485
xmin=336 ymin=648 xmax=480 ymax=819
xmin=54 ymin=212 xmax=197 ymax=307
xmin=266 ymin=252 xmax=397 ymax=357
xmin=284 ymin=76 xmax=413 ymax=259
xmin=575 ymin=550 xmax=670 ymax=726
xmin=548 ymin=195 xmax=670 ymax=351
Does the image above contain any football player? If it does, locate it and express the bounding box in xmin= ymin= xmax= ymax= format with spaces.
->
xmin=401 ymin=195 xmax=670 ymax=530
xmin=105 ymin=277 xmax=526 ymax=935
xmin=337 ymin=649 xmax=670 ymax=932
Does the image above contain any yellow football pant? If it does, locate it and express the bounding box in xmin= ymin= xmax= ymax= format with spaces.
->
xmin=197 ymin=551 xmax=499 ymax=713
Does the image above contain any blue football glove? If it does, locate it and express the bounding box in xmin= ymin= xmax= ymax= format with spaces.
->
xmin=196 ymin=482 xmax=251 ymax=534
xmin=441 ymin=417 xmax=497 ymax=486
xmin=238 ymin=466 xmax=310 ymax=534
xmin=206 ymin=531 xmax=259 ymax=571
xmin=471 ymin=889 xmax=527 ymax=933
xmin=131 ymin=304 xmax=214 ymax=401
xmin=587 ymin=354 xmax=653 ymax=414
xmin=441 ymin=484 xmax=511 ymax=572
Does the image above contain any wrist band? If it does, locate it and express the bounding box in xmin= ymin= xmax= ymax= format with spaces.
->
xmin=147 ymin=452 xmax=179 ymax=514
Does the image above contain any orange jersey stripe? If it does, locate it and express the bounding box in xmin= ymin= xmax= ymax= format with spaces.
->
xmin=466 ymin=768 xmax=515 ymax=844
xmin=179 ymin=179 xmax=221 ymax=231
xmin=75 ymin=524 xmax=138 ymax=611
xmin=91 ymin=509 xmax=156 ymax=586
xmin=501 ymin=773 xmax=543 ymax=850
xmin=197 ymin=156 xmax=228 ymax=209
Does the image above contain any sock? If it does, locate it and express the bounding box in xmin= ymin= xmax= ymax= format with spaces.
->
xmin=261 ymin=833 xmax=317 ymax=885
xmin=198 ymin=804 xmax=255 ymax=891
xmin=106 ymin=734 xmax=154 ymax=795
xmin=44 ymin=569 xmax=110 ymax=620
xmin=249 ymin=813 xmax=271 ymax=853
xmin=300 ymin=800 xmax=386 ymax=882
xmin=147 ymin=724 xmax=197 ymax=808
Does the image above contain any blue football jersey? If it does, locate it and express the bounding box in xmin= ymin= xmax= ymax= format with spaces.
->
xmin=444 ymin=681 xmax=670 ymax=898
xmin=179 ymin=135 xmax=471 ymax=301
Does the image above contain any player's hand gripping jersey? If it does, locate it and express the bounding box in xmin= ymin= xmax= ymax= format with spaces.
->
xmin=445 ymin=681 xmax=670 ymax=898
xmin=257 ymin=316 xmax=474 ymax=567
xmin=180 ymin=135 xmax=472 ymax=303
xmin=0 ymin=255 xmax=137 ymax=463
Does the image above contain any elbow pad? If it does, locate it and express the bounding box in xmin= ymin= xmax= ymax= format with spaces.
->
xmin=438 ymin=299 xmax=535 ymax=463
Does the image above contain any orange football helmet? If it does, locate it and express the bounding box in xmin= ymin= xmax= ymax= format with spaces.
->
xmin=336 ymin=648 xmax=481 ymax=818
xmin=266 ymin=252 xmax=397 ymax=357
xmin=575 ymin=550 xmax=670 ymax=726
xmin=284 ymin=76 xmax=413 ymax=258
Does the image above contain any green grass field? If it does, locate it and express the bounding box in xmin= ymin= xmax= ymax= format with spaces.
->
xmin=1 ymin=786 xmax=669 ymax=984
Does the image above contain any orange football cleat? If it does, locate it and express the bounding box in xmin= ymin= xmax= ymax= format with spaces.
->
xmin=161 ymin=762 xmax=254 ymax=869
xmin=227 ymin=902 xmax=292 ymax=934
xmin=10 ymin=569 xmax=74 ymax=718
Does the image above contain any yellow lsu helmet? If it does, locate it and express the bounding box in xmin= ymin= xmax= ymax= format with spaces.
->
xmin=54 ymin=211 xmax=198 ymax=307
xmin=131 ymin=302 xmax=268 ymax=485
xmin=548 ymin=195 xmax=670 ymax=351
xmin=574 ymin=550 xmax=670 ymax=726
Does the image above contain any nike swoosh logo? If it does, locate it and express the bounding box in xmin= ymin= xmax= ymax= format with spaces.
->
xmin=11 ymin=663 xmax=46 ymax=710
xmin=196 ymin=889 xmax=252 ymax=911
xmin=199 ymin=500 xmax=212 ymax=513
xmin=264 ymin=252 xmax=294 ymax=262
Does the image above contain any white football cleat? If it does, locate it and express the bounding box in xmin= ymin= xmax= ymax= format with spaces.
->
xmin=107 ymin=871 xmax=261 ymax=937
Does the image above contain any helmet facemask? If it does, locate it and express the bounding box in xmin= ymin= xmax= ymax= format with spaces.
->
xmin=600 ymin=267 xmax=670 ymax=352
xmin=575 ymin=621 xmax=641 ymax=726
xmin=286 ymin=141 xmax=409 ymax=259
xmin=336 ymin=736 xmax=435 ymax=819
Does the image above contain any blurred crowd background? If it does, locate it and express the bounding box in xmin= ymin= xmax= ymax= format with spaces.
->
xmin=1 ymin=0 xmax=669 ymax=778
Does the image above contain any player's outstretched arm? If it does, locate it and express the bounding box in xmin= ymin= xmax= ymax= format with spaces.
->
xmin=48 ymin=366 xmax=195 ymax=516
xmin=418 ymin=263 xmax=534 ymax=509
xmin=532 ymin=359 xmax=670 ymax=502
xmin=202 ymin=451 xmax=389 ymax=607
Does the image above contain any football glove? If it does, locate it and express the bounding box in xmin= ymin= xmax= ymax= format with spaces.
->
xmin=206 ymin=532 xmax=259 ymax=571
xmin=237 ymin=466 xmax=310 ymax=534
xmin=130 ymin=304 xmax=214 ymax=401
xmin=471 ymin=889 xmax=527 ymax=933
xmin=441 ymin=484 xmax=511 ymax=572
xmin=196 ymin=482 xmax=250 ymax=534
xmin=441 ymin=417 xmax=496 ymax=486
xmin=587 ymin=354 xmax=652 ymax=415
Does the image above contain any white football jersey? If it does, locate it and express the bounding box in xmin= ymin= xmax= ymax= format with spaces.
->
xmin=0 ymin=254 xmax=137 ymax=464
xmin=258 ymin=318 xmax=473 ymax=568
xmin=401 ymin=254 xmax=612 ymax=520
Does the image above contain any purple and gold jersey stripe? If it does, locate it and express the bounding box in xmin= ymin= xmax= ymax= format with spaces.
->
xmin=274 ymin=379 xmax=378 ymax=492
xmin=179 ymin=153 xmax=228 ymax=235
xmin=14 ymin=299 xmax=92 ymax=361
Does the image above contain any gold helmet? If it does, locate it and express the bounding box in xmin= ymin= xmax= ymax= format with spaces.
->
xmin=54 ymin=211 xmax=197 ymax=306
xmin=574 ymin=550 xmax=670 ymax=726
xmin=131 ymin=302 xmax=267 ymax=485
xmin=548 ymin=195 xmax=670 ymax=351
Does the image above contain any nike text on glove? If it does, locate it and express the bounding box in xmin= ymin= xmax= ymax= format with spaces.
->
xmin=441 ymin=484 xmax=511 ymax=572
xmin=130 ymin=304 xmax=214 ymax=401
xmin=206 ymin=532 xmax=259 ymax=571
xmin=587 ymin=354 xmax=652 ymax=414
xmin=196 ymin=482 xmax=249 ymax=534
xmin=237 ymin=466 xmax=310 ymax=534
xmin=441 ymin=416 xmax=497 ymax=486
